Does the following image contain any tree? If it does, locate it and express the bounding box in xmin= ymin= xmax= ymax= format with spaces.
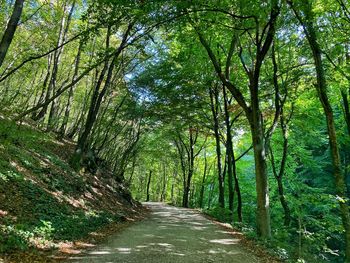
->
xmin=192 ymin=0 xmax=281 ymax=238
xmin=0 ymin=0 xmax=24 ymax=68
xmin=288 ymin=0 xmax=350 ymax=260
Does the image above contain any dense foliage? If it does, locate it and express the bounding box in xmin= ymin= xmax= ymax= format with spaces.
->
xmin=1 ymin=0 xmax=350 ymax=262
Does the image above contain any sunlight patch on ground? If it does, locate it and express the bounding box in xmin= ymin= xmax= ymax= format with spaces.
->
xmin=209 ymin=239 xmax=239 ymax=245
xmin=116 ymin=247 xmax=132 ymax=254
xmin=189 ymin=221 xmax=205 ymax=226
xmin=170 ymin=252 xmax=185 ymax=256
xmin=191 ymin=226 xmax=208 ymax=231
xmin=74 ymin=242 xmax=95 ymax=248
xmin=59 ymin=243 xmax=82 ymax=255
xmin=153 ymin=212 xmax=172 ymax=216
xmin=0 ymin=210 xmax=8 ymax=216
xmin=136 ymin=245 xmax=148 ymax=248
xmin=157 ymin=243 xmax=173 ymax=247
xmin=89 ymin=251 xmax=111 ymax=255
xmin=215 ymin=230 xmax=233 ymax=234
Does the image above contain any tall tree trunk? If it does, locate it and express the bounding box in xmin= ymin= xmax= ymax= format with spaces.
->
xmin=232 ymin=150 xmax=242 ymax=222
xmin=71 ymin=27 xmax=112 ymax=168
xmin=183 ymin=128 xmax=196 ymax=208
xmin=209 ymin=86 xmax=225 ymax=208
xmin=127 ymin=155 xmax=137 ymax=186
xmin=195 ymin=0 xmax=279 ymax=237
xmin=95 ymin=96 xmax=127 ymax=154
xmin=0 ymin=0 xmax=24 ymax=68
xmin=32 ymin=55 xmax=53 ymax=119
xmin=222 ymin=85 xmax=234 ymax=212
xmin=58 ymin=40 xmax=82 ymax=137
xmin=171 ymin=168 xmax=177 ymax=204
xmin=47 ymin=1 xmax=76 ymax=130
xmin=199 ymin=150 xmax=208 ymax=208
xmin=71 ymin=23 xmax=133 ymax=169
xmin=66 ymin=87 xmax=90 ymax=139
xmin=250 ymin=110 xmax=271 ymax=237
xmin=269 ymin=113 xmax=291 ymax=226
xmin=341 ymin=89 xmax=350 ymax=136
xmin=146 ymin=170 xmax=152 ymax=202
xmin=289 ymin=0 xmax=350 ymax=260
xmin=161 ymin=162 xmax=167 ymax=202
xmin=208 ymin=172 xmax=216 ymax=209
xmin=223 ymin=86 xmax=243 ymax=221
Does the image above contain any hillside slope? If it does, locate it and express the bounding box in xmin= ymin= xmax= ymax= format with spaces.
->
xmin=0 ymin=117 xmax=143 ymax=261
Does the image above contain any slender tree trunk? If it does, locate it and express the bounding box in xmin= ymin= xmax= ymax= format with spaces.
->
xmin=195 ymin=0 xmax=279 ymax=237
xmin=277 ymin=176 xmax=291 ymax=225
xmin=208 ymin=173 xmax=216 ymax=209
xmin=209 ymin=86 xmax=225 ymax=208
xmin=95 ymin=96 xmax=126 ymax=154
xmin=199 ymin=151 xmax=208 ymax=208
xmin=270 ymin=111 xmax=292 ymax=226
xmin=146 ymin=170 xmax=152 ymax=202
xmin=47 ymin=1 xmax=76 ymax=130
xmin=71 ymin=28 xmax=112 ymax=168
xmin=161 ymin=162 xmax=167 ymax=202
xmin=127 ymin=155 xmax=137 ymax=186
xmin=222 ymin=85 xmax=235 ymax=212
xmin=171 ymin=168 xmax=177 ymax=204
xmin=232 ymin=150 xmax=242 ymax=222
xmin=71 ymin=23 xmax=133 ymax=169
xmin=182 ymin=128 xmax=196 ymax=208
xmin=32 ymin=55 xmax=53 ymax=119
xmin=183 ymin=162 xmax=193 ymax=208
xmin=66 ymin=88 xmax=90 ymax=139
xmin=341 ymin=89 xmax=350 ymax=136
xmin=289 ymin=1 xmax=350 ymax=260
xmin=341 ymin=90 xmax=350 ymax=197
xmin=269 ymin=43 xmax=291 ymax=226
xmin=0 ymin=0 xmax=24 ymax=68
xmin=190 ymin=183 xmax=195 ymax=207
xmin=39 ymin=5 xmax=69 ymax=124
xmin=58 ymin=40 xmax=82 ymax=137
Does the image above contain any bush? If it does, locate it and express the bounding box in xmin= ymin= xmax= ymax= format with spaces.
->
xmin=205 ymin=206 xmax=233 ymax=223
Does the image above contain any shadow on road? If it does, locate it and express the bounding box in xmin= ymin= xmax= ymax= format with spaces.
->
xmin=66 ymin=202 xmax=258 ymax=263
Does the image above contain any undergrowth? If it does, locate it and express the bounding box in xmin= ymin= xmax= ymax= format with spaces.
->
xmin=0 ymin=118 xmax=134 ymax=255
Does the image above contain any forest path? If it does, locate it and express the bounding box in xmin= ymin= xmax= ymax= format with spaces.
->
xmin=67 ymin=202 xmax=259 ymax=263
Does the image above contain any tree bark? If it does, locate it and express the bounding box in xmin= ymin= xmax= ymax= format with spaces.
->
xmin=0 ymin=0 xmax=24 ymax=68
xmin=161 ymin=162 xmax=167 ymax=202
xmin=270 ymin=120 xmax=291 ymax=227
xmin=47 ymin=1 xmax=76 ymax=130
xmin=146 ymin=170 xmax=152 ymax=202
xmin=58 ymin=40 xmax=82 ymax=137
xmin=341 ymin=89 xmax=350 ymax=136
xmin=222 ymin=85 xmax=234 ymax=212
xmin=194 ymin=0 xmax=279 ymax=238
xmin=209 ymin=86 xmax=225 ymax=208
xmin=289 ymin=0 xmax=350 ymax=260
xmin=183 ymin=128 xmax=195 ymax=208
xmin=71 ymin=23 xmax=133 ymax=169
xmin=199 ymin=150 xmax=208 ymax=208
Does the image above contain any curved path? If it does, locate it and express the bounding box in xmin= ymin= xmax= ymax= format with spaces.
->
xmin=67 ymin=202 xmax=259 ymax=263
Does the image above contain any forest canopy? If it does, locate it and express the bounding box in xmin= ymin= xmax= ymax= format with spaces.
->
xmin=1 ymin=0 xmax=350 ymax=262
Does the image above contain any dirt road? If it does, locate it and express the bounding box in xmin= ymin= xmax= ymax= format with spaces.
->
xmin=67 ymin=202 xmax=259 ymax=262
